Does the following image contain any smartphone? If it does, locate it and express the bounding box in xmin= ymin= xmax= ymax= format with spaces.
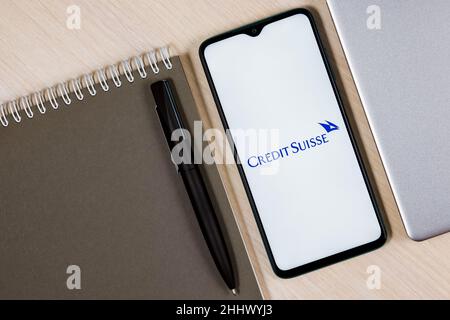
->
xmin=200 ymin=9 xmax=386 ymax=278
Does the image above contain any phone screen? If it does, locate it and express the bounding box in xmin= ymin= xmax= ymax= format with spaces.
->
xmin=201 ymin=10 xmax=384 ymax=276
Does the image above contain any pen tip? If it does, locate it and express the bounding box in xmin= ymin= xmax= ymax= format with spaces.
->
xmin=231 ymin=288 xmax=238 ymax=296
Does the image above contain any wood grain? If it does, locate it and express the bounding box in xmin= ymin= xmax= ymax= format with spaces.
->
xmin=1 ymin=0 xmax=449 ymax=299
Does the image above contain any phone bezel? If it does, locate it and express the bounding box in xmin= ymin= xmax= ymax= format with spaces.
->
xmin=199 ymin=8 xmax=386 ymax=278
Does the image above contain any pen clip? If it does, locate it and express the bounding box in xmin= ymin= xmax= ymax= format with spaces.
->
xmin=154 ymin=104 xmax=181 ymax=174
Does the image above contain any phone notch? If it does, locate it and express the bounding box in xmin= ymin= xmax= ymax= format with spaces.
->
xmin=245 ymin=25 xmax=264 ymax=37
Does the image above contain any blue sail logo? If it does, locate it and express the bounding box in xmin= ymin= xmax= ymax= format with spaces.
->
xmin=318 ymin=120 xmax=339 ymax=133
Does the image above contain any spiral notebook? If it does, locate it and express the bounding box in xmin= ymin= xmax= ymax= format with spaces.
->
xmin=0 ymin=48 xmax=261 ymax=299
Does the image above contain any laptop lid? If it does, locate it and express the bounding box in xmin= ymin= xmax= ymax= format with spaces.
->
xmin=327 ymin=0 xmax=450 ymax=240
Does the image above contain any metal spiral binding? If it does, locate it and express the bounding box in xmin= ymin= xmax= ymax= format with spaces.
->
xmin=0 ymin=47 xmax=172 ymax=127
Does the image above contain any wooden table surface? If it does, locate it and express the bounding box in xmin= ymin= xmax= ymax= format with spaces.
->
xmin=1 ymin=0 xmax=449 ymax=299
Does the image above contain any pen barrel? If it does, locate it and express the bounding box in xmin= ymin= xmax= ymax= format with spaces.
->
xmin=179 ymin=164 xmax=236 ymax=290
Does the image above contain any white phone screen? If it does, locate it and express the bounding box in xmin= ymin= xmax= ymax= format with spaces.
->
xmin=202 ymin=12 xmax=382 ymax=272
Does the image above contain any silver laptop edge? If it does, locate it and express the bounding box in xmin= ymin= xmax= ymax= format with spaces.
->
xmin=327 ymin=0 xmax=450 ymax=240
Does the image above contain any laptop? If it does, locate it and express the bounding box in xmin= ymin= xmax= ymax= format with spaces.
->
xmin=327 ymin=0 xmax=450 ymax=240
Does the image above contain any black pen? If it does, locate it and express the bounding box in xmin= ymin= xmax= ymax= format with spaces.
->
xmin=150 ymin=79 xmax=237 ymax=295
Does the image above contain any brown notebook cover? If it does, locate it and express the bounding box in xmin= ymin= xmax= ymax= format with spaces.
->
xmin=0 ymin=54 xmax=261 ymax=299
